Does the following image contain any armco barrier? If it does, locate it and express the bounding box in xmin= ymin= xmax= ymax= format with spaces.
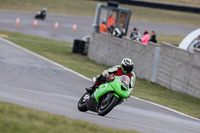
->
xmin=88 ymin=33 xmax=200 ymax=99
xmin=96 ymin=0 xmax=200 ymax=13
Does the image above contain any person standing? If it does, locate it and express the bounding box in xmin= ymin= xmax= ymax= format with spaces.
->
xmin=112 ymin=24 xmax=126 ymax=38
xmin=99 ymin=21 xmax=107 ymax=34
xmin=130 ymin=27 xmax=141 ymax=41
xmin=107 ymin=14 xmax=115 ymax=34
xmin=141 ymin=30 xmax=150 ymax=45
xmin=149 ymin=31 xmax=157 ymax=43
xmin=194 ymin=35 xmax=200 ymax=49
xmin=107 ymin=14 xmax=115 ymax=28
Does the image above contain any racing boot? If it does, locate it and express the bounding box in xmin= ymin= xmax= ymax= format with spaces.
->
xmin=85 ymin=75 xmax=104 ymax=94
xmin=85 ymin=86 xmax=95 ymax=93
xmin=85 ymin=85 xmax=98 ymax=94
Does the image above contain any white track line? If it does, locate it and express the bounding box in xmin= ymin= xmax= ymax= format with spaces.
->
xmin=1 ymin=37 xmax=200 ymax=122
xmin=0 ymin=37 xmax=91 ymax=81
xmin=131 ymin=96 xmax=200 ymax=122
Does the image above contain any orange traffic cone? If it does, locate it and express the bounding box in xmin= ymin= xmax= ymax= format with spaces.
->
xmin=54 ymin=21 xmax=59 ymax=29
xmin=16 ymin=17 xmax=20 ymax=25
xmin=33 ymin=19 xmax=38 ymax=27
xmin=73 ymin=23 xmax=77 ymax=31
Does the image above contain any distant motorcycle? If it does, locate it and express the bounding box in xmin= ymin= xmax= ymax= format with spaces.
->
xmin=35 ymin=8 xmax=47 ymax=20
xmin=77 ymin=75 xmax=131 ymax=116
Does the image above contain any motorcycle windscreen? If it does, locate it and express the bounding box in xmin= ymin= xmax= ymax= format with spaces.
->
xmin=119 ymin=75 xmax=130 ymax=89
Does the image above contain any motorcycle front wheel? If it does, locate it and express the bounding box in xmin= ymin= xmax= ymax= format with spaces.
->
xmin=97 ymin=94 xmax=118 ymax=116
xmin=77 ymin=92 xmax=89 ymax=112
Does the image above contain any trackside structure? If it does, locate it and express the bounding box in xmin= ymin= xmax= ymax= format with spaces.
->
xmin=93 ymin=2 xmax=131 ymax=36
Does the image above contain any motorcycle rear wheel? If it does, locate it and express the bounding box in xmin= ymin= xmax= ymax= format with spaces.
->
xmin=77 ymin=92 xmax=89 ymax=112
xmin=97 ymin=94 xmax=118 ymax=116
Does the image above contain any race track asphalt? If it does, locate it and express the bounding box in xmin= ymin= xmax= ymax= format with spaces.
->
xmin=0 ymin=11 xmax=200 ymax=133
xmin=0 ymin=38 xmax=200 ymax=133
xmin=0 ymin=11 xmax=198 ymax=42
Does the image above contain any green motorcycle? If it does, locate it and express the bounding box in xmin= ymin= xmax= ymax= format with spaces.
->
xmin=77 ymin=75 xmax=131 ymax=116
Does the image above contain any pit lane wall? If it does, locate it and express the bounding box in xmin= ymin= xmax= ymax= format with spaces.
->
xmin=88 ymin=33 xmax=200 ymax=99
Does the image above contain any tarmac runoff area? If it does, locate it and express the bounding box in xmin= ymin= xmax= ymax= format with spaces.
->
xmin=0 ymin=37 xmax=200 ymax=133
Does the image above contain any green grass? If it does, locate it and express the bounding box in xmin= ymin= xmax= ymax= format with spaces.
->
xmin=133 ymin=79 xmax=200 ymax=117
xmin=4 ymin=36 xmax=108 ymax=78
xmin=0 ymin=0 xmax=200 ymax=27
xmin=1 ymin=30 xmax=200 ymax=119
xmin=157 ymin=34 xmax=185 ymax=45
xmin=1 ymin=1 xmax=200 ymax=132
xmin=0 ymin=101 xmax=138 ymax=133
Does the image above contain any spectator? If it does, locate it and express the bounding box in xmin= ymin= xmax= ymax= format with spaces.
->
xmin=107 ymin=14 xmax=115 ymax=27
xmin=107 ymin=14 xmax=115 ymax=34
xmin=130 ymin=27 xmax=141 ymax=41
xmin=99 ymin=21 xmax=107 ymax=34
xmin=194 ymin=35 xmax=200 ymax=49
xmin=141 ymin=30 xmax=150 ymax=45
xmin=149 ymin=31 xmax=157 ymax=43
xmin=108 ymin=25 xmax=115 ymax=35
xmin=112 ymin=24 xmax=126 ymax=38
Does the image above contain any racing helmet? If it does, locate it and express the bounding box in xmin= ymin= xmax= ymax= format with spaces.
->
xmin=121 ymin=58 xmax=134 ymax=74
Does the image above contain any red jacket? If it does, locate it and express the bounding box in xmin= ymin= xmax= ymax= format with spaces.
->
xmin=103 ymin=65 xmax=136 ymax=90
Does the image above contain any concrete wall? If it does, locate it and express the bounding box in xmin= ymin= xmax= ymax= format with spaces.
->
xmin=156 ymin=42 xmax=192 ymax=93
xmin=156 ymin=43 xmax=200 ymax=98
xmin=88 ymin=33 xmax=157 ymax=80
xmin=88 ymin=33 xmax=200 ymax=99
xmin=187 ymin=49 xmax=200 ymax=98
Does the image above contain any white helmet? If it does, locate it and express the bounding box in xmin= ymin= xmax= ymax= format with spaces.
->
xmin=121 ymin=58 xmax=134 ymax=74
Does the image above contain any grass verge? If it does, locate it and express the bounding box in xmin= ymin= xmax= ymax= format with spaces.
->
xmin=156 ymin=34 xmax=185 ymax=45
xmin=1 ymin=30 xmax=200 ymax=119
xmin=0 ymin=101 xmax=138 ymax=133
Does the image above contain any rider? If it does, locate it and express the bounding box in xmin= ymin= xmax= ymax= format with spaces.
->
xmin=86 ymin=58 xmax=136 ymax=94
